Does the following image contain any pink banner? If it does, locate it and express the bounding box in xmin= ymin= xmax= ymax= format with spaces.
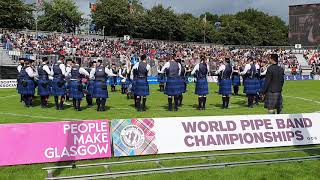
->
xmin=0 ymin=120 xmax=111 ymax=166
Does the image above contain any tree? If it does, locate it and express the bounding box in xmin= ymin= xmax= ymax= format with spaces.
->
xmin=37 ymin=0 xmax=83 ymax=33
xmin=0 ymin=0 xmax=34 ymax=29
xmin=143 ymin=5 xmax=183 ymax=40
xmin=92 ymin=0 xmax=144 ymax=36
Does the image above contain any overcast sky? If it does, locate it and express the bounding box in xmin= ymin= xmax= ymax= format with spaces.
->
xmin=29 ymin=0 xmax=320 ymax=23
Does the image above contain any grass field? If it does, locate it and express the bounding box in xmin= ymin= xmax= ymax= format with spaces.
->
xmin=0 ymin=81 xmax=320 ymax=179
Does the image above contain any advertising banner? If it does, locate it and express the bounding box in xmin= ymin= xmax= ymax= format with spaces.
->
xmin=0 ymin=79 xmax=17 ymax=89
xmin=112 ymin=113 xmax=320 ymax=157
xmin=0 ymin=120 xmax=111 ymax=166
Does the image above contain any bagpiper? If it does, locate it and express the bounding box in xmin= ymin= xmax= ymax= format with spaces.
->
xmin=51 ymin=55 xmax=67 ymax=110
xmin=20 ymin=58 xmax=37 ymax=107
xmin=241 ymin=57 xmax=260 ymax=108
xmin=67 ymin=58 xmax=89 ymax=111
xmin=191 ymin=55 xmax=209 ymax=110
xmin=160 ymin=56 xmax=182 ymax=111
xmin=37 ymin=57 xmax=52 ymax=108
xmin=130 ymin=54 xmax=151 ymax=112
xmin=17 ymin=58 xmax=25 ymax=103
xmin=216 ymin=58 xmax=233 ymax=109
xmin=90 ymin=59 xmax=117 ymax=111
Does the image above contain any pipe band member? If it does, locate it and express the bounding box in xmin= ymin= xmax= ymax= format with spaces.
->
xmin=110 ymin=64 xmax=118 ymax=92
xmin=216 ymin=58 xmax=233 ymax=109
xmin=20 ymin=58 xmax=37 ymax=107
xmin=160 ymin=56 xmax=182 ymax=111
xmin=17 ymin=58 xmax=25 ymax=103
xmin=176 ymin=59 xmax=186 ymax=106
xmin=262 ymin=54 xmax=284 ymax=114
xmin=37 ymin=57 xmax=52 ymax=108
xmin=191 ymin=55 xmax=210 ymax=110
xmin=157 ymin=61 xmax=165 ymax=92
xmin=67 ymin=58 xmax=89 ymax=111
xmin=90 ymin=59 xmax=117 ymax=112
xmin=130 ymin=54 xmax=151 ymax=112
xmin=232 ymin=65 xmax=241 ymax=95
xmin=51 ymin=55 xmax=67 ymax=110
xmin=85 ymin=60 xmax=96 ymax=107
xmin=119 ymin=64 xmax=129 ymax=95
xmin=241 ymin=57 xmax=260 ymax=108
xmin=65 ymin=58 xmax=73 ymax=101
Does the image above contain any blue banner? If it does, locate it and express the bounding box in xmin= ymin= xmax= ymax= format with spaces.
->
xmin=285 ymin=75 xmax=313 ymax=81
xmin=109 ymin=75 xmax=313 ymax=85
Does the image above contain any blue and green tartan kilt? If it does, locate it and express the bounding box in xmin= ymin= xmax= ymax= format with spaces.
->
xmin=93 ymin=81 xmax=109 ymax=98
xmin=37 ymin=79 xmax=51 ymax=96
xmin=51 ymin=78 xmax=66 ymax=96
xmin=20 ymin=79 xmax=35 ymax=95
xmin=17 ymin=79 xmax=22 ymax=94
xmin=259 ymin=78 xmax=265 ymax=92
xmin=219 ymin=79 xmax=232 ymax=96
xmin=181 ymin=77 xmax=187 ymax=93
xmin=87 ymin=80 xmax=94 ymax=95
xmin=165 ymin=77 xmax=182 ymax=96
xmin=109 ymin=77 xmax=117 ymax=86
xmin=157 ymin=74 xmax=165 ymax=84
xmin=133 ymin=78 xmax=150 ymax=96
xmin=232 ymin=75 xmax=241 ymax=86
xmin=195 ymin=78 xmax=208 ymax=95
xmin=69 ymin=80 xmax=84 ymax=100
xmin=243 ymin=78 xmax=259 ymax=95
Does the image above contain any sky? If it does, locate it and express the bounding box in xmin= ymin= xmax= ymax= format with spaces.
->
xmin=28 ymin=0 xmax=320 ymax=23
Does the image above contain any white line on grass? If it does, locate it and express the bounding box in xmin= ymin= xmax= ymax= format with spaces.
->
xmin=283 ymin=95 xmax=320 ymax=104
xmin=0 ymin=112 xmax=82 ymax=121
xmin=0 ymin=95 xmax=18 ymax=99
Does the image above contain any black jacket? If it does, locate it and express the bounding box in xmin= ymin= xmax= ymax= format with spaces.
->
xmin=262 ymin=64 xmax=284 ymax=93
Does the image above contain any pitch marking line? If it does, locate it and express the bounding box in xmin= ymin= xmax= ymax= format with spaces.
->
xmin=0 ymin=112 xmax=82 ymax=121
xmin=283 ymin=95 xmax=320 ymax=104
xmin=0 ymin=95 xmax=18 ymax=99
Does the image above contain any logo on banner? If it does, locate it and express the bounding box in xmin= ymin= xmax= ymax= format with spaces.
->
xmin=112 ymin=119 xmax=158 ymax=157
xmin=120 ymin=125 xmax=145 ymax=149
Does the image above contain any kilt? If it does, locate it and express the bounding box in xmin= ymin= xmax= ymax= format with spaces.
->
xmin=87 ymin=80 xmax=94 ymax=95
xmin=243 ymin=78 xmax=260 ymax=95
xmin=37 ymin=79 xmax=51 ymax=96
xmin=69 ymin=80 xmax=84 ymax=100
xmin=165 ymin=77 xmax=182 ymax=96
xmin=232 ymin=75 xmax=241 ymax=86
xmin=264 ymin=92 xmax=283 ymax=110
xmin=17 ymin=79 xmax=22 ymax=94
xmin=93 ymin=81 xmax=109 ymax=98
xmin=133 ymin=78 xmax=149 ymax=96
xmin=195 ymin=78 xmax=208 ymax=95
xmin=259 ymin=78 xmax=265 ymax=92
xmin=157 ymin=74 xmax=165 ymax=84
xmin=51 ymin=78 xmax=66 ymax=96
xmin=109 ymin=77 xmax=117 ymax=86
xmin=20 ymin=79 xmax=35 ymax=95
xmin=219 ymin=79 xmax=232 ymax=96
xmin=181 ymin=77 xmax=187 ymax=93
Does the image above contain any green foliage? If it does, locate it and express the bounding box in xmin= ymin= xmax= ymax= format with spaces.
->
xmin=37 ymin=0 xmax=83 ymax=33
xmin=93 ymin=3 xmax=288 ymax=45
xmin=0 ymin=0 xmax=34 ymax=29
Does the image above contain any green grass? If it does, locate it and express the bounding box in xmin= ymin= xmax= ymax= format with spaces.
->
xmin=0 ymin=81 xmax=320 ymax=179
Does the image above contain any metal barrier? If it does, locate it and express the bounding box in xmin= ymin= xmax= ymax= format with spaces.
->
xmin=42 ymin=147 xmax=320 ymax=179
